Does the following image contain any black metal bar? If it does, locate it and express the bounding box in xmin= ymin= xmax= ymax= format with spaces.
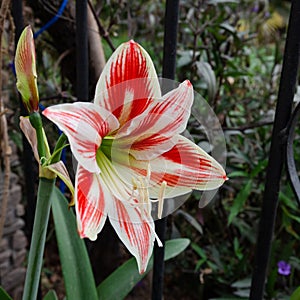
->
xmin=161 ymin=0 xmax=180 ymax=88
xmin=250 ymin=1 xmax=300 ymax=299
xmin=152 ymin=1 xmax=179 ymax=300
xmin=286 ymin=102 xmax=300 ymax=204
xmin=76 ymin=0 xmax=89 ymax=101
xmin=12 ymin=0 xmax=23 ymax=39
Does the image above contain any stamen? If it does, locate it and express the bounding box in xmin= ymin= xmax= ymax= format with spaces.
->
xmin=132 ymin=178 xmax=137 ymax=190
xmin=129 ymin=165 xmax=153 ymax=217
xmin=146 ymin=162 xmax=151 ymax=181
xmin=158 ymin=181 xmax=167 ymax=219
xmin=138 ymin=176 xmax=151 ymax=215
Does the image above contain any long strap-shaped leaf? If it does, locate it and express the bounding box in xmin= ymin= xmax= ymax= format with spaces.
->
xmin=51 ymin=188 xmax=98 ymax=300
xmin=0 ymin=287 xmax=13 ymax=300
xmin=23 ymin=178 xmax=55 ymax=300
xmin=43 ymin=290 xmax=58 ymax=300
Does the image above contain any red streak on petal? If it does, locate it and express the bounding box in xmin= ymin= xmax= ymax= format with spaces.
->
xmin=114 ymin=200 xmax=151 ymax=270
xmin=77 ymin=172 xmax=105 ymax=237
xmin=105 ymin=41 xmax=154 ymax=123
xmin=131 ymin=134 xmax=169 ymax=151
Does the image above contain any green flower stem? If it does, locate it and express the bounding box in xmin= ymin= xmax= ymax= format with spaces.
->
xmin=29 ymin=112 xmax=45 ymax=161
xmin=22 ymin=177 xmax=56 ymax=300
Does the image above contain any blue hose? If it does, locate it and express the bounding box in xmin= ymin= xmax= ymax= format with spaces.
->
xmin=34 ymin=0 xmax=69 ymax=39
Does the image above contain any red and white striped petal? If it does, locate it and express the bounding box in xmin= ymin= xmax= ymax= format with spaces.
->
xmin=43 ymin=102 xmax=119 ymax=173
xmin=108 ymin=198 xmax=155 ymax=274
xmin=148 ymin=136 xmax=227 ymax=198
xmin=75 ymin=165 xmax=109 ymax=241
xmin=96 ymin=153 xmax=156 ymax=274
xmin=94 ymin=40 xmax=161 ymax=126
xmin=114 ymin=80 xmax=194 ymax=160
xmin=113 ymin=135 xmax=226 ymax=199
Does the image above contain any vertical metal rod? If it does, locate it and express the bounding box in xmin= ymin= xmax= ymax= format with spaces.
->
xmin=161 ymin=0 xmax=180 ymax=86
xmin=12 ymin=0 xmax=23 ymax=39
xmin=152 ymin=1 xmax=179 ymax=299
xmin=250 ymin=1 xmax=300 ymax=299
xmin=76 ymin=0 xmax=89 ymax=101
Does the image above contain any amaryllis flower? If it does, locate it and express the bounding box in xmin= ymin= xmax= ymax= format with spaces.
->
xmin=43 ymin=40 xmax=227 ymax=273
xmin=15 ymin=25 xmax=39 ymax=113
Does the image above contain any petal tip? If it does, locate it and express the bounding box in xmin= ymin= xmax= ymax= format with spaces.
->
xmin=139 ymin=268 xmax=145 ymax=274
xmin=183 ymin=79 xmax=193 ymax=87
xmin=79 ymin=229 xmax=97 ymax=241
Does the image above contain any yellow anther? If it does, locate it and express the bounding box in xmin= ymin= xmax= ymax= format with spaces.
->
xmin=132 ymin=177 xmax=138 ymax=190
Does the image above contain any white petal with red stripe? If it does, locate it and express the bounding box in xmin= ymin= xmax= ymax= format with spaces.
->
xmin=108 ymin=198 xmax=155 ymax=274
xmin=113 ymin=80 xmax=194 ymax=160
xmin=94 ymin=40 xmax=161 ymax=126
xmin=112 ymin=135 xmax=226 ymax=199
xmin=75 ymin=165 xmax=110 ymax=241
xmin=43 ymin=102 xmax=119 ymax=173
xmin=148 ymin=136 xmax=227 ymax=198
xmin=96 ymin=154 xmax=156 ymax=274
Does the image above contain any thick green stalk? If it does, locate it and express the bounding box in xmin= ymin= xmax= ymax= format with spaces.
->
xmin=29 ymin=112 xmax=45 ymax=160
xmin=22 ymin=177 xmax=56 ymax=300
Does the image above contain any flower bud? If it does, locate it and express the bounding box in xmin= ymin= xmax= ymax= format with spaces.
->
xmin=15 ymin=25 xmax=39 ymax=113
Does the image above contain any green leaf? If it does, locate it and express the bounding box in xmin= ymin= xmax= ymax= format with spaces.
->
xmin=97 ymin=238 xmax=190 ymax=300
xmin=250 ymin=159 xmax=267 ymax=178
xmin=228 ymin=180 xmax=252 ymax=225
xmin=23 ymin=178 xmax=56 ymax=300
xmin=291 ymin=286 xmax=300 ymax=300
xmin=195 ymin=61 xmax=217 ymax=103
xmin=281 ymin=205 xmax=300 ymax=225
xmin=279 ymin=191 xmax=298 ymax=210
xmin=233 ymin=237 xmax=243 ymax=260
xmin=227 ymin=171 xmax=249 ymax=178
xmin=191 ymin=243 xmax=207 ymax=259
xmin=51 ymin=188 xmax=98 ymax=300
xmin=177 ymin=50 xmax=193 ymax=68
xmin=175 ymin=210 xmax=203 ymax=234
xmin=0 ymin=287 xmax=13 ymax=300
xmin=231 ymin=277 xmax=251 ymax=288
xmin=233 ymin=289 xmax=250 ymax=298
xmin=43 ymin=290 xmax=58 ymax=300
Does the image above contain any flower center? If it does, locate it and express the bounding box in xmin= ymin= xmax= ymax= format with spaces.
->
xmin=96 ymin=147 xmax=167 ymax=220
